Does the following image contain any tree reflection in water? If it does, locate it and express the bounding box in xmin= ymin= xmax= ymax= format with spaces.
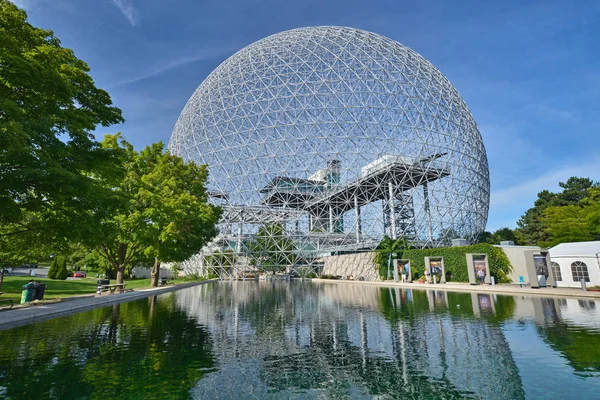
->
xmin=0 ymin=294 xmax=215 ymax=399
xmin=533 ymin=297 xmax=600 ymax=373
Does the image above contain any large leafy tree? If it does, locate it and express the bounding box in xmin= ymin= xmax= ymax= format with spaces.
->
xmin=0 ymin=225 xmax=44 ymax=290
xmin=249 ymin=224 xmax=297 ymax=274
xmin=477 ymin=227 xmax=519 ymax=245
xmin=541 ymin=188 xmax=600 ymax=247
xmin=0 ymin=1 xmax=123 ymax=245
xmin=491 ymin=227 xmax=519 ymax=244
xmin=516 ymin=177 xmax=597 ymax=245
xmin=91 ymin=135 xmax=222 ymax=285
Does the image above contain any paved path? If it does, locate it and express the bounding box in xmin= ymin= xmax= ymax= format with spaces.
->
xmin=0 ymin=280 xmax=217 ymax=331
xmin=6 ymin=267 xmax=49 ymax=278
xmin=311 ymin=278 xmax=600 ymax=299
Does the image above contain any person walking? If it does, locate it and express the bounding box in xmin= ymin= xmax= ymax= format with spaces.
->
xmin=477 ymin=268 xmax=485 ymax=285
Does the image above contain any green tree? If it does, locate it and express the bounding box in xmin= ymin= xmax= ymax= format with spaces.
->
xmin=47 ymin=257 xmax=59 ymax=280
xmin=541 ymin=187 xmax=600 ymax=247
xmin=554 ymin=177 xmax=596 ymax=205
xmin=478 ymin=227 xmax=519 ymax=245
xmin=249 ymin=224 xmax=297 ymax=274
xmin=140 ymin=145 xmax=222 ymax=286
xmin=55 ymin=256 xmax=68 ymax=280
xmin=0 ymin=1 xmax=123 ymax=257
xmin=48 ymin=256 xmax=67 ymax=280
xmin=476 ymin=230 xmax=493 ymax=244
xmin=0 ymin=224 xmax=45 ymax=289
xmin=374 ymin=236 xmax=408 ymax=280
xmin=516 ymin=177 xmax=597 ymax=245
xmin=203 ymin=250 xmax=235 ymax=277
xmin=91 ymin=135 xmax=221 ymax=285
xmin=492 ymin=227 xmax=519 ymax=244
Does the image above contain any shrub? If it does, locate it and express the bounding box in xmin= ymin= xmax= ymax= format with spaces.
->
xmin=177 ymin=273 xmax=206 ymax=282
xmin=47 ymin=257 xmax=59 ymax=279
xmin=400 ymin=243 xmax=512 ymax=283
xmin=55 ymin=257 xmax=68 ymax=280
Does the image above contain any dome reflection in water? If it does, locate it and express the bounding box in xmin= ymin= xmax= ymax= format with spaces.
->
xmin=0 ymin=281 xmax=599 ymax=399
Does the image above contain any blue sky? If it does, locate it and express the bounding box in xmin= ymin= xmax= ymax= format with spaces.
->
xmin=13 ymin=0 xmax=600 ymax=231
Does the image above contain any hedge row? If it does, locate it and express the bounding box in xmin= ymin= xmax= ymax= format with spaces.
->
xmin=382 ymin=243 xmax=513 ymax=283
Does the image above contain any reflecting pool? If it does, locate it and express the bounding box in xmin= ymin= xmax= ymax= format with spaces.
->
xmin=1 ymin=281 xmax=599 ymax=399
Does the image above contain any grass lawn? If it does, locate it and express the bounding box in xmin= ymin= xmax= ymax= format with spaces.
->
xmin=0 ymin=276 xmax=153 ymax=304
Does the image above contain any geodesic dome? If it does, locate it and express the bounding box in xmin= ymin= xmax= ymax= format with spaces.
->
xmin=169 ymin=26 xmax=489 ymax=277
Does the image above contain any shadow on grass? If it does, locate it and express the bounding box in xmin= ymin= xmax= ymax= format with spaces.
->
xmin=0 ymin=277 xmax=152 ymax=304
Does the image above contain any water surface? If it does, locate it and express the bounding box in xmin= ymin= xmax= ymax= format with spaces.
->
xmin=0 ymin=281 xmax=599 ymax=399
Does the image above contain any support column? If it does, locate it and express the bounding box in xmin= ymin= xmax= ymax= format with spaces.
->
xmin=329 ymin=203 xmax=334 ymax=233
xmin=388 ymin=182 xmax=397 ymax=239
xmin=237 ymin=223 xmax=243 ymax=253
xmin=424 ymin=182 xmax=433 ymax=242
xmin=354 ymin=195 xmax=361 ymax=243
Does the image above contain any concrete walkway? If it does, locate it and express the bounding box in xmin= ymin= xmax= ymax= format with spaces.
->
xmin=311 ymin=278 xmax=600 ymax=299
xmin=0 ymin=280 xmax=217 ymax=331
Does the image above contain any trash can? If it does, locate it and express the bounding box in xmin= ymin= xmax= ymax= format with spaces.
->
xmin=97 ymin=279 xmax=110 ymax=294
xmin=21 ymin=283 xmax=35 ymax=304
xmin=32 ymin=283 xmax=46 ymax=300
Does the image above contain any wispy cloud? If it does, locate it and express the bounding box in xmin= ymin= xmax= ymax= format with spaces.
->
xmin=111 ymin=0 xmax=138 ymax=27
xmin=112 ymin=55 xmax=207 ymax=87
xmin=491 ymin=158 xmax=600 ymax=208
xmin=487 ymin=158 xmax=600 ymax=230
xmin=111 ymin=46 xmax=236 ymax=87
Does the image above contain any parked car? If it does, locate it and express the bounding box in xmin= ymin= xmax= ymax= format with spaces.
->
xmin=19 ymin=263 xmax=38 ymax=268
xmin=73 ymin=271 xmax=86 ymax=278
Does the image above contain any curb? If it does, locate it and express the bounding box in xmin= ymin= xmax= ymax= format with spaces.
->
xmin=309 ymin=278 xmax=600 ymax=300
xmin=0 ymin=280 xmax=218 ymax=331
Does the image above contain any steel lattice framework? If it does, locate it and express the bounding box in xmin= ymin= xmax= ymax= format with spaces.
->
xmin=168 ymin=26 xmax=490 ymax=279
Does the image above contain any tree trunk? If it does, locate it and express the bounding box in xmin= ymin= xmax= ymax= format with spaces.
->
xmin=151 ymin=257 xmax=160 ymax=287
xmin=116 ymin=266 xmax=125 ymax=285
xmin=0 ymin=267 xmax=4 ymax=291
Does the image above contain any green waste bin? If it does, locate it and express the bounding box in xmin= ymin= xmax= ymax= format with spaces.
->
xmin=21 ymin=286 xmax=34 ymax=303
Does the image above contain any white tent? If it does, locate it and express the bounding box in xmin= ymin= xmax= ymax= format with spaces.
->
xmin=549 ymin=241 xmax=600 ymax=288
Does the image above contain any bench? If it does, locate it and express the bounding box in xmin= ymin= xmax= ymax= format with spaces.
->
xmin=160 ymin=277 xmax=172 ymax=286
xmin=0 ymin=292 xmax=13 ymax=310
xmin=100 ymin=284 xmax=127 ymax=295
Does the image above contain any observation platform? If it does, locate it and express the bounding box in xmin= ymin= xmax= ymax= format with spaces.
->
xmin=220 ymin=204 xmax=307 ymax=224
xmin=260 ymin=154 xmax=450 ymax=217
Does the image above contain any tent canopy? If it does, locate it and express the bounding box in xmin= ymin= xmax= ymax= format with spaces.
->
xmin=549 ymin=241 xmax=600 ymax=258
